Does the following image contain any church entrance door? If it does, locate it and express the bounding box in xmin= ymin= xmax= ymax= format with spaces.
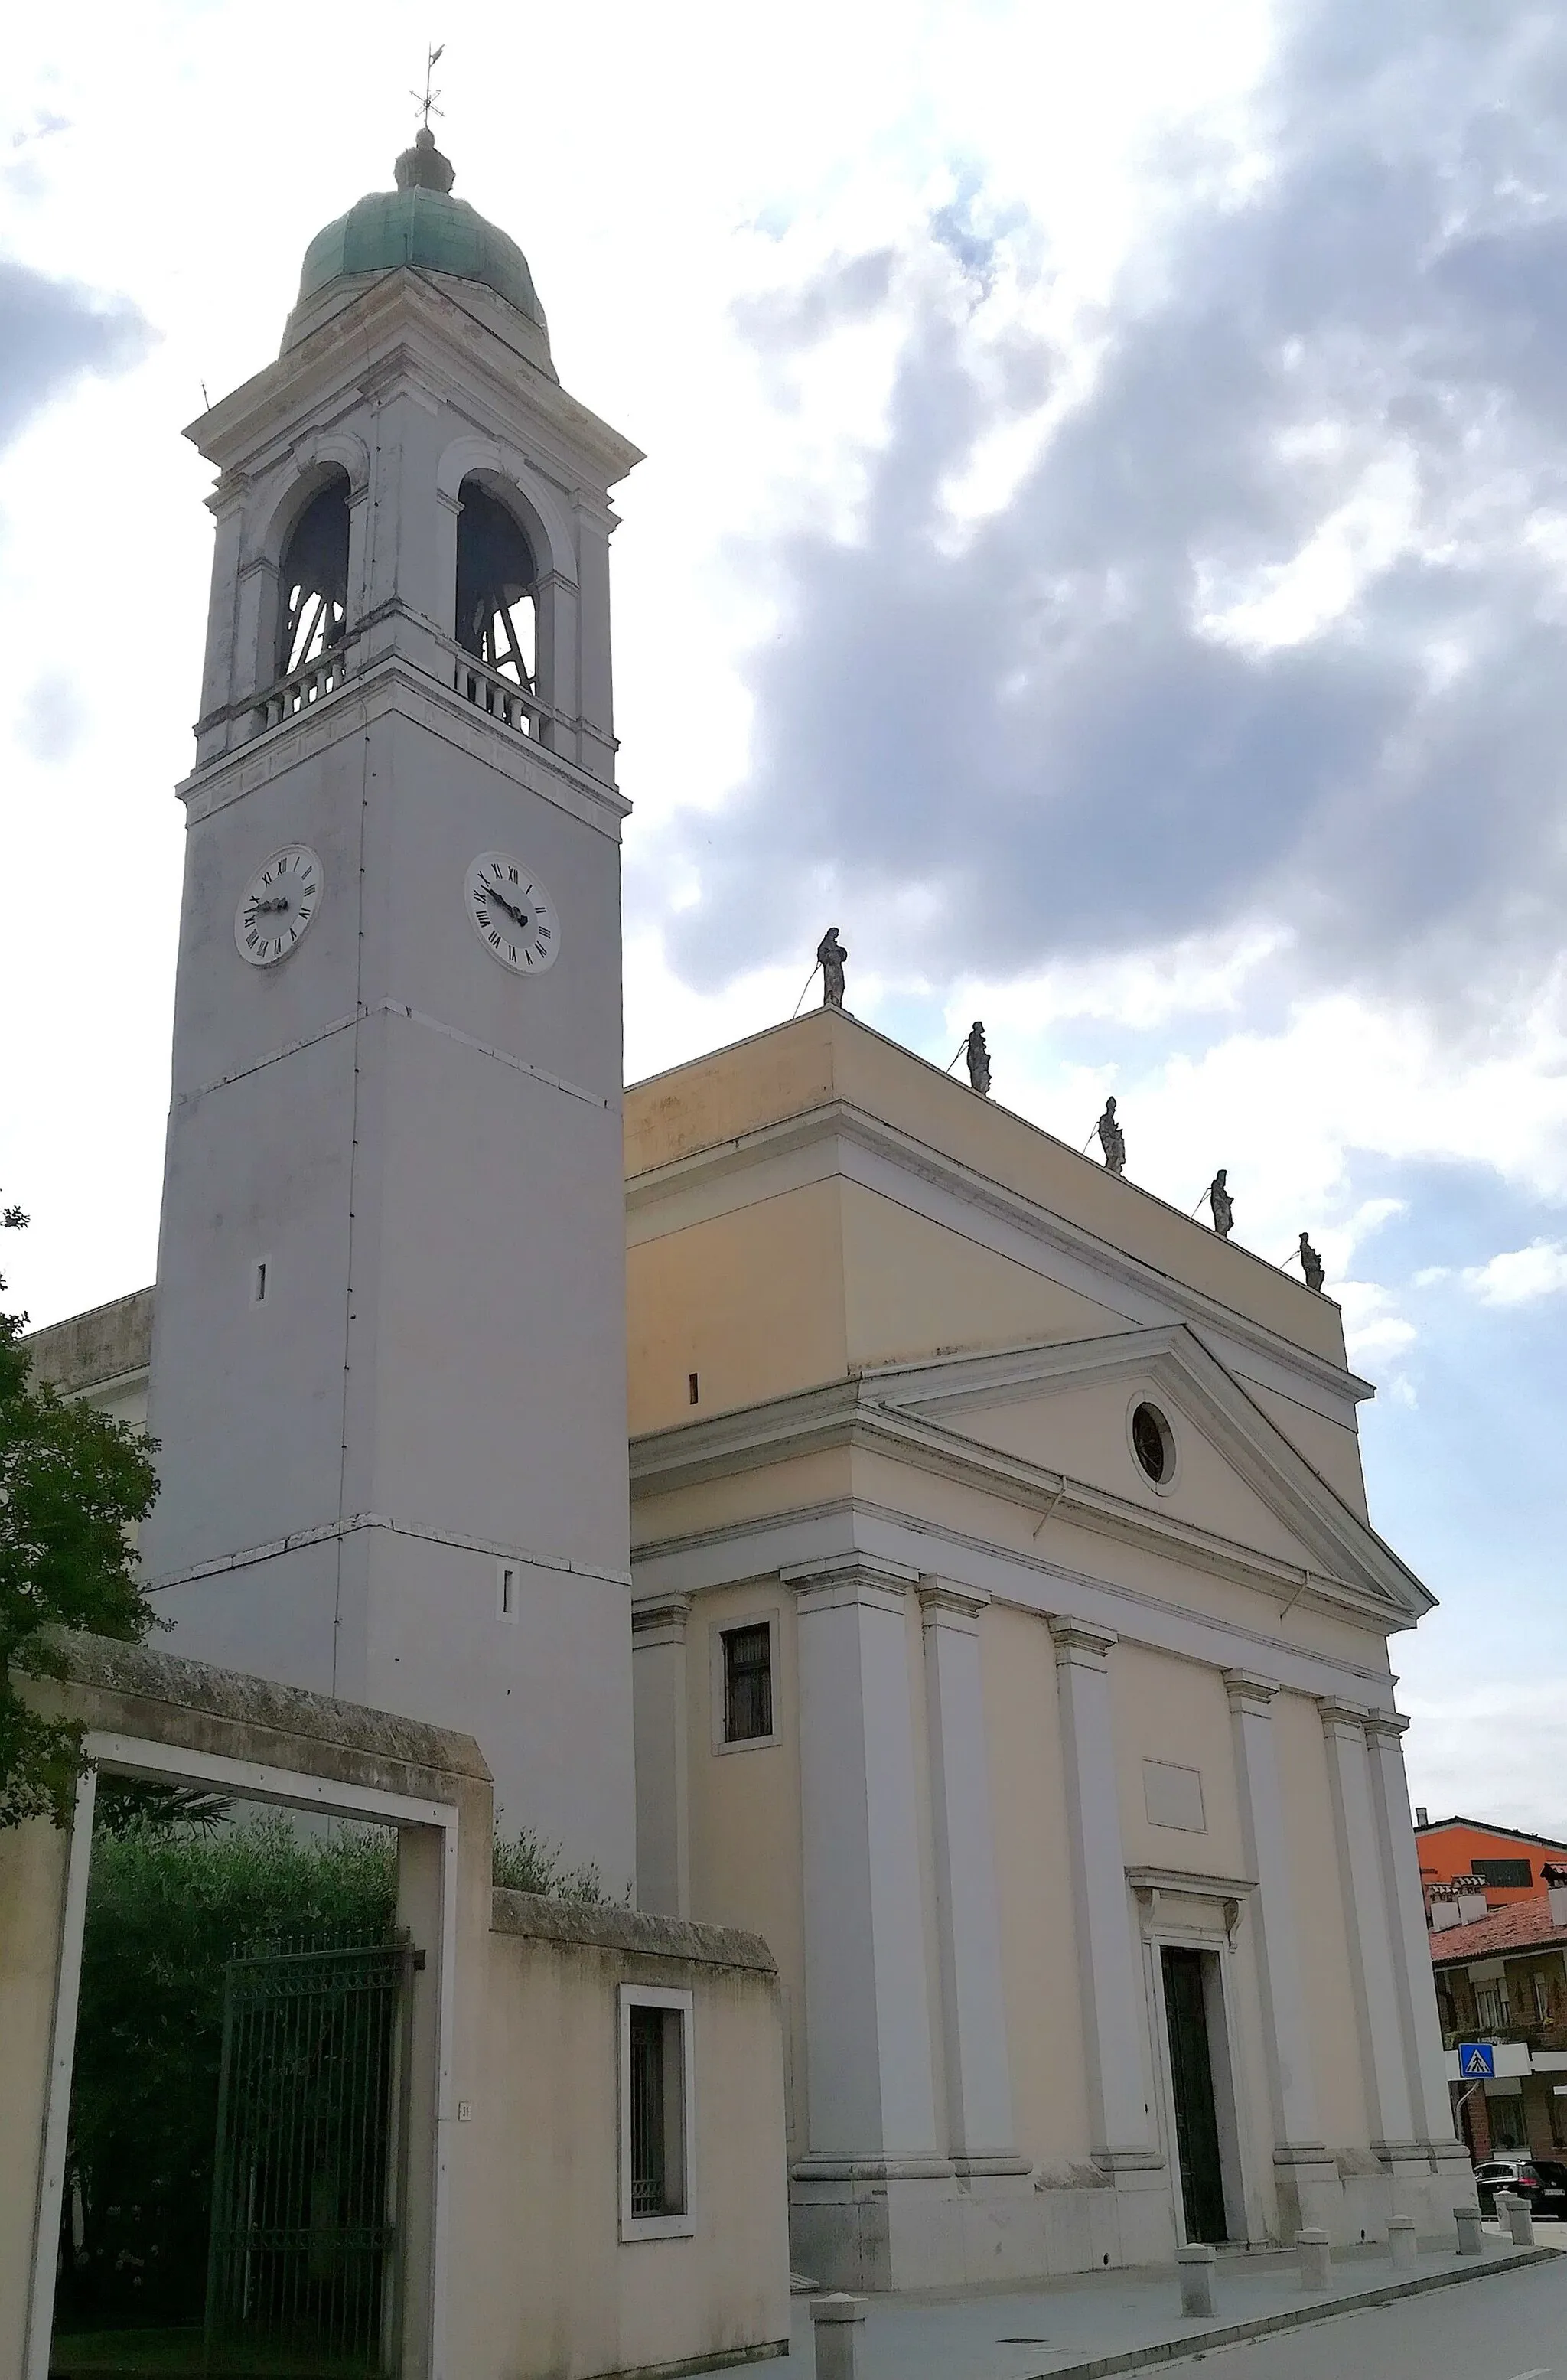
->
xmin=1161 ymin=1947 xmax=1229 ymax=2245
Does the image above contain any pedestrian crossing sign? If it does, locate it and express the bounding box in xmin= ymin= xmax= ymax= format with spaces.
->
xmin=1458 ymin=2043 xmax=1495 ymax=2078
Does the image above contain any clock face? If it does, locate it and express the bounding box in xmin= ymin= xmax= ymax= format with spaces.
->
xmin=466 ymin=853 xmax=559 ymax=973
xmin=235 ymin=846 xmax=323 ymax=966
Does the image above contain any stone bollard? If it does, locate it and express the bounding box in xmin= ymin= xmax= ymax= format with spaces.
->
xmin=1178 ymin=2243 xmax=1217 ymax=2320
xmin=1386 ymin=2215 xmax=1417 ymax=2271
xmin=1297 ymin=2228 xmax=1331 ymax=2290
xmin=810 ymin=2294 xmax=867 ymax=2380
xmin=1502 ymin=2193 xmax=1536 ymax=2248
xmin=1455 ymin=2204 xmax=1483 ymax=2255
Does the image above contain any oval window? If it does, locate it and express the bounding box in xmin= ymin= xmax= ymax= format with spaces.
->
xmin=1131 ymin=1401 xmax=1174 ymax=1486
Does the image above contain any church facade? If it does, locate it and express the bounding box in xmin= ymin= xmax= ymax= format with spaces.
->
xmin=24 ymin=131 xmax=1473 ymax=2303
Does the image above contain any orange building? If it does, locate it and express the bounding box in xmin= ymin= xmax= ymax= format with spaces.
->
xmin=1415 ymin=1813 xmax=1567 ymax=1908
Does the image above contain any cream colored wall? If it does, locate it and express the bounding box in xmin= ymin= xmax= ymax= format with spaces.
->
xmin=471 ymin=1932 xmax=790 ymax=2378
xmin=627 ymin=1016 xmax=838 ymax=1176
xmin=1111 ymin=1643 xmax=1247 ymax=1879
xmin=627 ymin=1180 xmax=847 ymax=1433
xmin=839 ymin=1180 xmax=1126 ymax=1368
xmin=631 ymin=1449 xmax=852 ymax=1556
xmin=683 ymin=1585 xmax=810 ymax=2153
xmin=1272 ymin=1687 xmax=1372 ymax=2150
xmin=0 ymin=1816 xmax=67 ymax=2380
xmin=981 ymin=1602 xmax=1095 ymax=2172
xmin=627 ymin=1012 xmax=1350 ymax=1374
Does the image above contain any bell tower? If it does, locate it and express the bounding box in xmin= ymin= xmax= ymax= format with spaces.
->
xmin=141 ymin=132 xmax=641 ymax=1876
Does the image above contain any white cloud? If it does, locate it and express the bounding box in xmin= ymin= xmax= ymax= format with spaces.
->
xmin=1461 ymin=1241 xmax=1567 ymax=1307
xmin=1402 ymin=1681 xmax=1567 ymax=1838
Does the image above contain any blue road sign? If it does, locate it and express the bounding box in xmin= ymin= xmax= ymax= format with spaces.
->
xmin=1458 ymin=2042 xmax=1496 ymax=2078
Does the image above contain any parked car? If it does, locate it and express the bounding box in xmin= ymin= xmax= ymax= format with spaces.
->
xmin=1472 ymin=2156 xmax=1567 ymax=2218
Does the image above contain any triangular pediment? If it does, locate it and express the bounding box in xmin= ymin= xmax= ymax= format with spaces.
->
xmin=860 ymin=1326 xmax=1430 ymax=1625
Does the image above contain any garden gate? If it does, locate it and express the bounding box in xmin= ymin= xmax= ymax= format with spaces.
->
xmin=205 ymin=1932 xmax=416 ymax=2377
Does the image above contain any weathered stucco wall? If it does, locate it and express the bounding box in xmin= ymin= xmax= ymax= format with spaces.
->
xmin=470 ymin=1896 xmax=790 ymax=2378
xmin=0 ymin=1820 xmax=68 ymax=2380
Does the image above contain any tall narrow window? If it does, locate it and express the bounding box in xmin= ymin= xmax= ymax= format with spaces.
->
xmin=722 ymin=1622 xmax=773 ymax=1745
xmin=455 ymin=477 xmax=537 ymax=688
xmin=278 ymin=473 xmax=350 ymax=678
xmin=1475 ymin=1982 xmax=1507 ymax=2030
xmin=620 ymin=1987 xmax=692 ymax=2238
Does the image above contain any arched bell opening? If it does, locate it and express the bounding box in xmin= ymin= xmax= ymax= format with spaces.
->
xmin=456 ymin=476 xmax=538 ymax=693
xmin=277 ymin=471 xmax=350 ymax=680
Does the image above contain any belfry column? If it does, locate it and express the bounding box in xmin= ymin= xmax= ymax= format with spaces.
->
xmin=918 ymin=1583 xmax=1027 ymax=2176
xmin=1317 ymin=1703 xmax=1421 ymax=2163
xmin=788 ymin=1557 xmax=953 ymax=2291
xmin=1223 ymin=1673 xmax=1340 ymax=2235
xmin=1363 ymin=1711 xmax=1469 ymax=2184
xmin=1048 ymin=1619 xmax=1165 ymax=2254
xmin=631 ymin=1596 xmax=692 ymax=1917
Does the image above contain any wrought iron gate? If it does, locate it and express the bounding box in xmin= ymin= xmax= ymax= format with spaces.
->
xmin=205 ymin=1932 xmax=415 ymax=2377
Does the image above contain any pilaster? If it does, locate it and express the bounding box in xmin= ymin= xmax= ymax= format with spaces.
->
xmin=1047 ymin=1619 xmax=1160 ymax=2173
xmin=787 ymin=1557 xmax=956 ymax=2290
xmin=917 ymin=1583 xmax=1025 ymax=2169
xmin=789 ymin=1558 xmax=941 ymax=2162
xmin=1316 ymin=1700 xmax=1419 ymax=2158
xmin=1363 ymin=1711 xmax=1464 ymax=2156
xmin=631 ymin=1595 xmax=692 ymax=1917
xmin=1223 ymin=1671 xmax=1339 ymax=2235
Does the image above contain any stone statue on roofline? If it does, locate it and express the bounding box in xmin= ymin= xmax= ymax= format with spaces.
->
xmin=817 ymin=928 xmax=848 ymax=1010
xmin=1096 ymin=1096 xmax=1126 ymax=1176
xmin=965 ymin=1021 xmax=991 ymax=1096
xmin=1298 ymin=1231 xmax=1324 ymax=1292
xmin=1207 ymin=1168 xmax=1234 ymax=1238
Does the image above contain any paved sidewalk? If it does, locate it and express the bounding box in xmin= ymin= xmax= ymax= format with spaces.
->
xmin=711 ymin=2225 xmax=1561 ymax=2380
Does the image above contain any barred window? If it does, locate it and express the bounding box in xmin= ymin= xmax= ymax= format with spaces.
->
xmin=722 ymin=1622 xmax=774 ymax=1745
xmin=1472 ymin=1858 xmax=1533 ymax=1889
xmin=621 ymin=1989 xmax=692 ymax=2237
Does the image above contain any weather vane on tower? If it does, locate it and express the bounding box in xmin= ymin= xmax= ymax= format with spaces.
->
xmin=412 ymin=44 xmax=445 ymax=131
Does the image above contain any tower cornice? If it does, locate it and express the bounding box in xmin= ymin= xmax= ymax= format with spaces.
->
xmin=178 ymin=648 xmax=631 ymax=838
xmin=186 ymin=271 xmax=643 ymax=491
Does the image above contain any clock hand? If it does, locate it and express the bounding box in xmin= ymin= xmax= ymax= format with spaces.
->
xmin=250 ymin=894 xmax=292 ymax=915
xmin=485 ymin=883 xmax=528 ymax=928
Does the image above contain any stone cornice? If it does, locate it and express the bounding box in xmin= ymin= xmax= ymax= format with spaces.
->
xmin=1127 ymin=1866 xmax=1257 ymax=1899
xmin=629 ymin=1337 xmax=1430 ymax=1629
xmin=1223 ymin=1668 xmax=1281 ymax=1714
xmin=917 ymin=1579 xmax=989 ymax=1626
xmin=178 ymin=648 xmax=630 ymax=838
xmin=868 ymin=1324 xmax=1422 ymax=1615
xmin=630 ymin=1492 xmax=1403 ymax=1702
xmin=626 ymin=1097 xmax=1370 ymax=1417
xmin=630 ymin=1593 xmax=693 ymax=1648
xmin=1048 ymin=1616 xmax=1118 ymax=1664
xmin=188 ymin=272 xmax=643 ymax=491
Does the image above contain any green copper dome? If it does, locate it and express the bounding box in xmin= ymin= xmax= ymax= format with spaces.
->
xmin=292 ymin=131 xmax=547 ymax=334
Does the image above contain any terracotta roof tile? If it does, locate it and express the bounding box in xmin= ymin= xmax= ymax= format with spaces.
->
xmin=1430 ymin=1897 xmax=1567 ymax=1964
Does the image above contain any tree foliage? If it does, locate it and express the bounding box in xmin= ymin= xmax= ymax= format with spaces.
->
xmin=0 ymin=1198 xmax=158 ymax=1827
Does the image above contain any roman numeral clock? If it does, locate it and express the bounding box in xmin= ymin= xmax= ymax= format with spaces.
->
xmin=467 ymin=855 xmax=559 ymax=973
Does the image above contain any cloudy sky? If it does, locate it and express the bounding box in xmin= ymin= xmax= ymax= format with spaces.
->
xmin=4 ymin=0 xmax=1566 ymax=1826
